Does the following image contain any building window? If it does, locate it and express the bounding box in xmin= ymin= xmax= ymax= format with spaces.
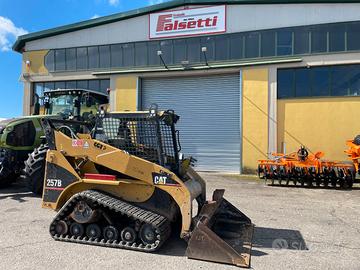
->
xmin=88 ymin=46 xmax=99 ymax=69
xmin=294 ymin=28 xmax=309 ymax=55
xmin=54 ymin=81 xmax=66 ymax=90
xmin=66 ymin=48 xmax=76 ymax=70
xmin=76 ymin=47 xmax=88 ymax=70
xmin=55 ymin=49 xmax=66 ymax=71
xmin=261 ymin=31 xmax=275 ymax=57
xmin=245 ymin=32 xmax=259 ymax=58
xmin=230 ymin=33 xmax=243 ymax=59
xmin=311 ymin=26 xmax=327 ymax=53
xmin=294 ymin=68 xmax=311 ymax=97
xmin=187 ymin=38 xmax=200 ymax=63
xmin=160 ymin=40 xmax=173 ymax=65
xmin=76 ymin=80 xmax=88 ymax=89
xmin=32 ymin=79 xmax=110 ymax=106
xmin=215 ymin=35 xmax=229 ymax=60
xmin=135 ymin=42 xmax=148 ymax=66
xmin=99 ymin=45 xmax=110 ymax=69
xmin=347 ymin=22 xmax=360 ymax=51
xmin=278 ymin=64 xmax=360 ymax=99
xmin=277 ymin=30 xmax=293 ymax=56
xmin=148 ymin=41 xmax=160 ymax=66
xmin=45 ymin=50 xmax=55 ymax=72
xmin=122 ymin=43 xmax=134 ymax=67
xmin=329 ymin=24 xmax=345 ymax=52
xmin=43 ymin=21 xmax=360 ymax=72
xmin=65 ymin=81 xmax=77 ymax=89
xmin=111 ymin=44 xmax=123 ymax=68
xmin=34 ymin=83 xmax=44 ymax=105
xmin=278 ymin=69 xmax=294 ymax=98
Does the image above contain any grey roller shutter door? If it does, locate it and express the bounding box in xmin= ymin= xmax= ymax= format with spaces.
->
xmin=141 ymin=74 xmax=241 ymax=173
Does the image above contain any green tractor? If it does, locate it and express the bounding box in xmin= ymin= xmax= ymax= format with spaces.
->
xmin=0 ymin=88 xmax=108 ymax=193
xmin=0 ymin=116 xmax=50 ymax=188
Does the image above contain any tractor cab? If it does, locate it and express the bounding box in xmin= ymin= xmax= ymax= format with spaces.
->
xmin=35 ymin=89 xmax=109 ymax=121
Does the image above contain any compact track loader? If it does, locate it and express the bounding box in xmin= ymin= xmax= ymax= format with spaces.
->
xmin=41 ymin=109 xmax=254 ymax=267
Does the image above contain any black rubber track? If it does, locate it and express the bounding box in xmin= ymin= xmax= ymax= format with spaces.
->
xmin=50 ymin=190 xmax=171 ymax=252
xmin=23 ymin=144 xmax=48 ymax=195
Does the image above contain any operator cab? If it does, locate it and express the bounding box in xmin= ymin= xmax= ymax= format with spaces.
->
xmin=35 ymin=89 xmax=109 ymax=121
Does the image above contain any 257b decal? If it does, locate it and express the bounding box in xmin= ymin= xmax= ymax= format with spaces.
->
xmin=46 ymin=179 xmax=62 ymax=188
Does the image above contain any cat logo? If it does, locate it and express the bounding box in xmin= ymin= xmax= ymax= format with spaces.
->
xmin=152 ymin=173 xmax=180 ymax=186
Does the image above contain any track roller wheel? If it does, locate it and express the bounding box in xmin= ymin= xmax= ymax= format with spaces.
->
xmin=139 ymin=224 xmax=157 ymax=245
xmin=86 ymin=224 xmax=102 ymax=239
xmin=55 ymin=220 xmax=68 ymax=235
xmin=70 ymin=223 xmax=84 ymax=237
xmin=121 ymin=227 xmax=137 ymax=243
xmin=103 ymin=226 xmax=119 ymax=241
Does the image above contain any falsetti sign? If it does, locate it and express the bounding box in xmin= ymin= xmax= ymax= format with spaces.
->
xmin=149 ymin=5 xmax=226 ymax=39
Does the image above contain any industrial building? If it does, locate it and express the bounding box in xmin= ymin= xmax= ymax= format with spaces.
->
xmin=13 ymin=0 xmax=360 ymax=173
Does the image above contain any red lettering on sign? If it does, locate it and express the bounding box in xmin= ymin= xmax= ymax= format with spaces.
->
xmin=156 ymin=14 xmax=172 ymax=32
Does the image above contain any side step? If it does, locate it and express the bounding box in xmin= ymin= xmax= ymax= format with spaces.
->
xmin=186 ymin=189 xmax=254 ymax=268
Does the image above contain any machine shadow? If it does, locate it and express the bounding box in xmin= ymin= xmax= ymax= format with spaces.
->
xmin=157 ymin=233 xmax=188 ymax=257
xmin=0 ymin=177 xmax=37 ymax=203
xmin=251 ymin=226 xmax=308 ymax=257
xmin=156 ymin=226 xmax=308 ymax=258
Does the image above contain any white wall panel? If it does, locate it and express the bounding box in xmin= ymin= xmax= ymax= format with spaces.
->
xmin=26 ymin=4 xmax=360 ymax=51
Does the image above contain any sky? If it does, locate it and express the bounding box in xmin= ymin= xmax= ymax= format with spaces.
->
xmin=0 ymin=0 xmax=168 ymax=118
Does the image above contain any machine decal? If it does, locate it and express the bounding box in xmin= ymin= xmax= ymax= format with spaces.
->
xmin=46 ymin=178 xmax=63 ymax=188
xmin=152 ymin=172 xmax=180 ymax=186
xmin=83 ymin=141 xmax=90 ymax=149
xmin=72 ymin=139 xmax=84 ymax=147
xmin=94 ymin=142 xmax=106 ymax=150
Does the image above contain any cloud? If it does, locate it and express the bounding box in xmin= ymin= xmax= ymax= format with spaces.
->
xmin=91 ymin=14 xmax=100 ymax=19
xmin=0 ymin=16 xmax=27 ymax=52
xmin=108 ymin=0 xmax=119 ymax=6
xmin=148 ymin=0 xmax=166 ymax=5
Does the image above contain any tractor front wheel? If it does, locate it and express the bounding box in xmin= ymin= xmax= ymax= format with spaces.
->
xmin=23 ymin=144 xmax=49 ymax=195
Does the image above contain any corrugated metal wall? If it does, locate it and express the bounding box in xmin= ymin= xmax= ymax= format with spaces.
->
xmin=141 ymin=74 xmax=241 ymax=172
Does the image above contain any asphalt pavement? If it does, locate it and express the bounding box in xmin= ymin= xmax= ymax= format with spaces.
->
xmin=0 ymin=174 xmax=359 ymax=270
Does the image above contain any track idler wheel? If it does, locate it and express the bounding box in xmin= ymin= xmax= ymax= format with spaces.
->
xmin=86 ymin=224 xmax=102 ymax=239
xmin=70 ymin=201 xmax=100 ymax=224
xmin=121 ymin=227 xmax=137 ymax=243
xmin=139 ymin=224 xmax=157 ymax=245
xmin=55 ymin=220 xmax=68 ymax=235
xmin=103 ymin=226 xmax=119 ymax=241
xmin=70 ymin=223 xmax=84 ymax=237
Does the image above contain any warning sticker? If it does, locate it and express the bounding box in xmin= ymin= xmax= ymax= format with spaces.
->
xmin=72 ymin=139 xmax=84 ymax=147
xmin=83 ymin=141 xmax=89 ymax=149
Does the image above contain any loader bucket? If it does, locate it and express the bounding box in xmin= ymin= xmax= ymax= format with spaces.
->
xmin=186 ymin=189 xmax=254 ymax=268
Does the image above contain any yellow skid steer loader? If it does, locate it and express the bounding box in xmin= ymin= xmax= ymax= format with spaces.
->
xmin=41 ymin=109 xmax=254 ymax=267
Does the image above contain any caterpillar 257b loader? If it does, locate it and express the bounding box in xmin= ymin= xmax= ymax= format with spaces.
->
xmin=41 ymin=109 xmax=254 ymax=267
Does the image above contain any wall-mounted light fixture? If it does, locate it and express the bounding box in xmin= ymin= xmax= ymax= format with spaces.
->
xmin=25 ymin=60 xmax=31 ymax=70
xmin=157 ymin=50 xmax=168 ymax=70
xmin=201 ymin=47 xmax=209 ymax=67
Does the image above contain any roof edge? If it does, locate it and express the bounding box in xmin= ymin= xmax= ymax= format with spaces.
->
xmin=13 ymin=0 xmax=360 ymax=53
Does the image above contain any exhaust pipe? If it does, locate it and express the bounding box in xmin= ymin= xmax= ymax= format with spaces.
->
xmin=186 ymin=189 xmax=254 ymax=268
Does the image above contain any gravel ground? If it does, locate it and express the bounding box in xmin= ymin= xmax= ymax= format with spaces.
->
xmin=0 ymin=174 xmax=359 ymax=270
